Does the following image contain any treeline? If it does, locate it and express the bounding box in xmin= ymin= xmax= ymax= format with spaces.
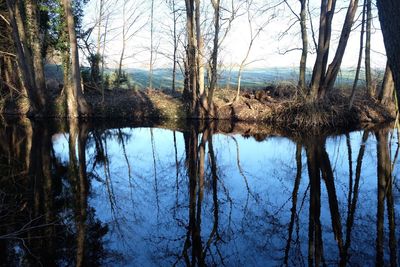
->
xmin=0 ymin=0 xmax=399 ymax=119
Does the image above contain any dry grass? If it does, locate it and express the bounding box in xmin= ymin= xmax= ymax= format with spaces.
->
xmin=267 ymin=90 xmax=394 ymax=133
xmin=212 ymin=85 xmax=395 ymax=134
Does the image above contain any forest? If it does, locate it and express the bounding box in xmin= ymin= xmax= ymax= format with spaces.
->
xmin=0 ymin=0 xmax=399 ymax=131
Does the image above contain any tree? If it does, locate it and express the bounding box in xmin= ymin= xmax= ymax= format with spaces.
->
xmin=349 ymin=0 xmax=367 ymax=108
xmin=376 ymin=1 xmax=400 ymax=108
xmin=25 ymin=0 xmax=47 ymax=105
xmin=208 ymin=0 xmax=220 ymax=105
xmin=149 ymin=0 xmax=155 ymax=89
xmin=310 ymin=0 xmax=360 ymax=100
xmin=61 ymin=0 xmax=91 ymax=117
xmin=5 ymin=0 xmax=47 ymax=115
xmin=234 ymin=0 xmax=264 ymax=102
xmin=184 ymin=0 xmax=197 ymax=114
xmin=117 ymin=0 xmax=146 ymax=87
xmin=309 ymin=0 xmax=337 ymax=99
xmin=365 ymin=0 xmax=372 ymax=97
xmin=231 ymin=0 xmax=272 ymax=103
xmin=169 ymin=0 xmax=179 ymax=92
xmin=281 ymin=0 xmax=309 ymax=93
xmin=298 ymin=0 xmax=308 ymax=92
xmin=379 ymin=63 xmax=394 ymax=105
xmin=183 ymin=0 xmax=227 ymax=117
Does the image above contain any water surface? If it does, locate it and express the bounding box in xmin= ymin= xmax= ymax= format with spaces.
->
xmin=0 ymin=120 xmax=399 ymax=266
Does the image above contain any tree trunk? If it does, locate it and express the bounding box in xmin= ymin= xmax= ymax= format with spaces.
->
xmin=194 ymin=0 xmax=209 ymax=118
xmin=6 ymin=0 xmax=40 ymax=114
xmin=323 ymin=0 xmax=359 ymax=93
xmin=100 ymin=13 xmax=109 ymax=102
xmin=172 ymin=0 xmax=177 ymax=92
xmin=377 ymin=1 xmax=400 ymax=108
xmin=310 ymin=0 xmax=337 ymax=99
xmin=195 ymin=0 xmax=205 ymax=97
xmin=299 ymin=0 xmax=308 ymax=92
xmin=25 ymin=0 xmax=47 ymax=109
xmin=62 ymin=0 xmax=91 ymax=117
xmin=96 ymin=0 xmax=103 ymax=55
xmin=349 ymin=0 xmax=367 ymax=109
xmin=185 ymin=0 xmax=197 ymax=115
xmin=117 ymin=0 xmax=127 ymax=87
xmin=208 ymin=0 xmax=220 ymax=114
xmin=149 ymin=0 xmax=154 ymax=89
xmin=379 ymin=63 xmax=394 ymax=105
xmin=365 ymin=0 xmax=373 ymax=97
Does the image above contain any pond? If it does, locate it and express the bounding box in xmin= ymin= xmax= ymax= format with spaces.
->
xmin=0 ymin=119 xmax=399 ymax=266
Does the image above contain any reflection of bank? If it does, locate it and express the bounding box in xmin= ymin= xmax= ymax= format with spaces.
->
xmin=0 ymin=120 xmax=110 ymax=266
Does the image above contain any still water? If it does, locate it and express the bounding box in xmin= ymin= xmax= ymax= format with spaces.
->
xmin=0 ymin=120 xmax=399 ymax=266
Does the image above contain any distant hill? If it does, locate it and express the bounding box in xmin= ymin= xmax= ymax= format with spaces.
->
xmin=122 ymin=67 xmax=385 ymax=89
xmin=45 ymin=65 xmax=384 ymax=90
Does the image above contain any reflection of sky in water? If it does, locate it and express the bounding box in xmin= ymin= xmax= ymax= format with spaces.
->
xmin=52 ymin=128 xmax=400 ymax=266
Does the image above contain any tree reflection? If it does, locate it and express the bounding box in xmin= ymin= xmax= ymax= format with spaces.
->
xmin=301 ymin=129 xmax=398 ymax=266
xmin=304 ymin=135 xmax=354 ymax=266
xmin=305 ymin=138 xmax=325 ymax=266
xmin=284 ymin=143 xmax=302 ymax=266
xmin=0 ymin=119 xmax=112 ymax=266
xmin=180 ymin=123 xmax=221 ymax=266
xmin=342 ymin=131 xmax=369 ymax=265
xmin=375 ymin=128 xmax=398 ymax=267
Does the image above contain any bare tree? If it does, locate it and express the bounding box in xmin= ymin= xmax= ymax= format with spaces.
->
xmin=379 ymin=63 xmax=394 ymax=105
xmin=25 ymin=0 xmax=47 ymax=106
xmin=323 ymin=0 xmax=360 ymax=91
xmin=233 ymin=0 xmax=271 ymax=103
xmin=100 ymin=13 xmax=110 ymax=102
xmin=5 ymin=0 xmax=46 ymax=114
xmin=208 ymin=0 xmax=220 ymax=105
xmin=184 ymin=0 xmax=197 ymax=114
xmin=117 ymin=0 xmax=146 ymax=87
xmin=299 ymin=0 xmax=308 ymax=92
xmin=195 ymin=0 xmax=205 ymax=98
xmin=310 ymin=0 xmax=337 ymax=99
xmin=96 ymin=0 xmax=105 ymax=55
xmin=311 ymin=0 xmax=361 ymax=99
xmin=149 ymin=0 xmax=155 ymax=89
xmin=172 ymin=0 xmax=178 ymax=92
xmin=349 ymin=0 xmax=367 ymax=109
xmin=377 ymin=1 xmax=400 ymax=108
xmin=62 ymin=0 xmax=91 ymax=117
xmin=93 ymin=0 xmax=115 ymax=100
xmin=167 ymin=0 xmax=180 ymax=92
xmin=365 ymin=0 xmax=373 ymax=97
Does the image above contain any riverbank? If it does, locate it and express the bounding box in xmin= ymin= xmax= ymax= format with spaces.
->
xmin=86 ymin=86 xmax=396 ymax=133
xmin=1 ymin=85 xmax=395 ymax=133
